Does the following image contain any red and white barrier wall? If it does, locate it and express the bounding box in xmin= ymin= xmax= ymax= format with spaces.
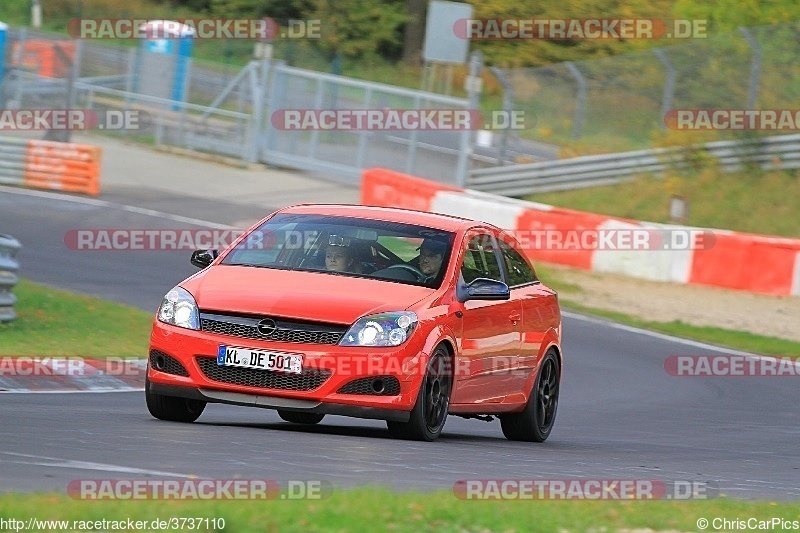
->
xmin=362 ymin=168 xmax=800 ymax=297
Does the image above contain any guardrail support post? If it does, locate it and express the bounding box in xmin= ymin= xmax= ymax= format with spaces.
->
xmin=0 ymin=234 xmax=21 ymax=323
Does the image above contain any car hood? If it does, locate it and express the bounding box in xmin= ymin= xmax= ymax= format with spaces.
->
xmin=181 ymin=265 xmax=433 ymax=325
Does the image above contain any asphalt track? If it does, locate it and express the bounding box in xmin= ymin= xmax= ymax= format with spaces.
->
xmin=1 ymin=187 xmax=799 ymax=499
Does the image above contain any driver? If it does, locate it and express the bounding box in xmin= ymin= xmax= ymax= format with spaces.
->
xmin=416 ymin=238 xmax=447 ymax=280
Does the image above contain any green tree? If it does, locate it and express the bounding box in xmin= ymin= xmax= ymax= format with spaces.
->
xmin=209 ymin=0 xmax=315 ymax=19
xmin=312 ymin=0 xmax=406 ymax=60
xmin=464 ymin=0 xmax=680 ymax=67
xmin=672 ymin=0 xmax=800 ymax=31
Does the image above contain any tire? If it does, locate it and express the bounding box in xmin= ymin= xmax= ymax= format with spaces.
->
xmin=277 ymin=410 xmax=325 ymax=425
xmin=387 ymin=345 xmax=452 ymax=441
xmin=500 ymin=349 xmax=560 ymax=442
xmin=145 ymin=377 xmax=206 ymax=423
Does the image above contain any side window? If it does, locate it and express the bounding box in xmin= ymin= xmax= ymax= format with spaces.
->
xmin=499 ymin=240 xmax=538 ymax=287
xmin=461 ymin=234 xmax=504 ymax=283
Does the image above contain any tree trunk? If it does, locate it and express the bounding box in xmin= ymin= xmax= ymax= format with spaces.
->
xmin=402 ymin=0 xmax=427 ymax=66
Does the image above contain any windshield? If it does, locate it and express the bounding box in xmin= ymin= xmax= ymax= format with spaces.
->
xmin=221 ymin=214 xmax=455 ymax=288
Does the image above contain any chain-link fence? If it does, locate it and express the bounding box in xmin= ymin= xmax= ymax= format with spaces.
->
xmin=2 ymin=22 xmax=798 ymax=181
xmin=0 ymin=26 xmax=479 ymax=184
xmin=492 ymin=22 xmax=800 ymax=151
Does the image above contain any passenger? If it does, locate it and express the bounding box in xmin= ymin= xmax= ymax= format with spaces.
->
xmin=416 ymin=238 xmax=447 ymax=280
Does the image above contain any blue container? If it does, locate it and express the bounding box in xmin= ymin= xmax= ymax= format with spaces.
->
xmin=0 ymin=22 xmax=8 ymax=103
xmin=138 ymin=21 xmax=194 ymax=108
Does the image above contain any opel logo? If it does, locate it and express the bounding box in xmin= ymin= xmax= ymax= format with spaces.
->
xmin=257 ymin=318 xmax=278 ymax=336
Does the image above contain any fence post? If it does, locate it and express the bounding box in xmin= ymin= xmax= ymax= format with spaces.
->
xmin=654 ymin=49 xmax=676 ymax=130
xmin=565 ymin=62 xmax=586 ymax=140
xmin=456 ymin=50 xmax=482 ymax=187
xmin=489 ymin=66 xmax=514 ymax=166
xmin=739 ymin=27 xmax=762 ymax=109
xmin=0 ymin=234 xmax=21 ymax=323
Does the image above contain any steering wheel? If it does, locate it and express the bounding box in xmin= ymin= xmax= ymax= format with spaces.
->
xmin=385 ymin=263 xmax=427 ymax=282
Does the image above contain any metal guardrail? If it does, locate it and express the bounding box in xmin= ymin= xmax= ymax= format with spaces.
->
xmin=0 ymin=234 xmax=21 ymax=322
xmin=468 ymin=134 xmax=800 ymax=196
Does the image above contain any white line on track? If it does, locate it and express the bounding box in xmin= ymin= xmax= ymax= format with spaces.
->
xmin=0 ymin=452 xmax=191 ymax=478
xmin=561 ymin=310 xmax=753 ymax=355
xmin=559 ymin=311 xmax=800 ymax=371
xmin=0 ymin=185 xmax=235 ymax=229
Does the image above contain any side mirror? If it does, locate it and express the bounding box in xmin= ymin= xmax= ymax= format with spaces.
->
xmin=190 ymin=249 xmax=219 ymax=269
xmin=457 ymin=278 xmax=511 ymax=302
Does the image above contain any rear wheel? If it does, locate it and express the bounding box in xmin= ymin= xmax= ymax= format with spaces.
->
xmin=500 ymin=349 xmax=560 ymax=442
xmin=277 ymin=411 xmax=325 ymax=424
xmin=387 ymin=345 xmax=452 ymax=441
xmin=145 ymin=377 xmax=206 ymax=423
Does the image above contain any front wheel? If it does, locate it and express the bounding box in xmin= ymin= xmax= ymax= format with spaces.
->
xmin=145 ymin=377 xmax=206 ymax=423
xmin=387 ymin=345 xmax=452 ymax=441
xmin=277 ymin=410 xmax=325 ymax=424
xmin=500 ymin=349 xmax=560 ymax=442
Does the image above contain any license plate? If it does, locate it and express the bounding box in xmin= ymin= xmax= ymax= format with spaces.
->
xmin=217 ymin=345 xmax=303 ymax=374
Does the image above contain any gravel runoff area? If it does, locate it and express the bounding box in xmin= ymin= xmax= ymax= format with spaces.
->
xmin=545 ymin=263 xmax=800 ymax=343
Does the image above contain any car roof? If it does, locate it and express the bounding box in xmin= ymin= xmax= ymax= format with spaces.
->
xmin=275 ymin=204 xmax=491 ymax=232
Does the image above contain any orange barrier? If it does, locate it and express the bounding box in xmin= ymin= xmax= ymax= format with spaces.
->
xmin=689 ymin=233 xmax=800 ymax=296
xmin=12 ymin=40 xmax=75 ymax=78
xmin=23 ymin=140 xmax=101 ymax=196
xmin=515 ymin=206 xmax=611 ymax=270
xmin=361 ymin=168 xmax=460 ymax=212
xmin=361 ymin=168 xmax=800 ymax=297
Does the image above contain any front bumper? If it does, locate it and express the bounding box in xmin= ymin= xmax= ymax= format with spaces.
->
xmin=148 ymin=321 xmax=428 ymax=419
xmin=148 ymin=381 xmax=411 ymax=422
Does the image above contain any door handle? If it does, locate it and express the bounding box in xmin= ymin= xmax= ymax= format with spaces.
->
xmin=509 ymin=311 xmax=521 ymax=322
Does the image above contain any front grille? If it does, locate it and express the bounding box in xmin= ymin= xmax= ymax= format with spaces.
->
xmin=338 ymin=376 xmax=401 ymax=396
xmin=196 ymin=357 xmax=330 ymax=391
xmin=149 ymin=350 xmax=189 ymax=377
xmin=200 ymin=312 xmax=346 ymax=345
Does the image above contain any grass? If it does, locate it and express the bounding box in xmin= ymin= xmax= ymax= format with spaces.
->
xmin=561 ymin=299 xmax=800 ymax=357
xmin=526 ymin=167 xmax=800 ymax=238
xmin=0 ymin=279 xmax=153 ymax=357
xmin=1 ymin=489 xmax=800 ymax=532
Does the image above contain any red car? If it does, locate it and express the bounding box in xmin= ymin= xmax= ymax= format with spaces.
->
xmin=146 ymin=205 xmax=562 ymax=441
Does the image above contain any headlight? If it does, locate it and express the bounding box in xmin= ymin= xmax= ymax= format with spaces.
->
xmin=157 ymin=286 xmax=200 ymax=330
xmin=339 ymin=312 xmax=418 ymax=347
